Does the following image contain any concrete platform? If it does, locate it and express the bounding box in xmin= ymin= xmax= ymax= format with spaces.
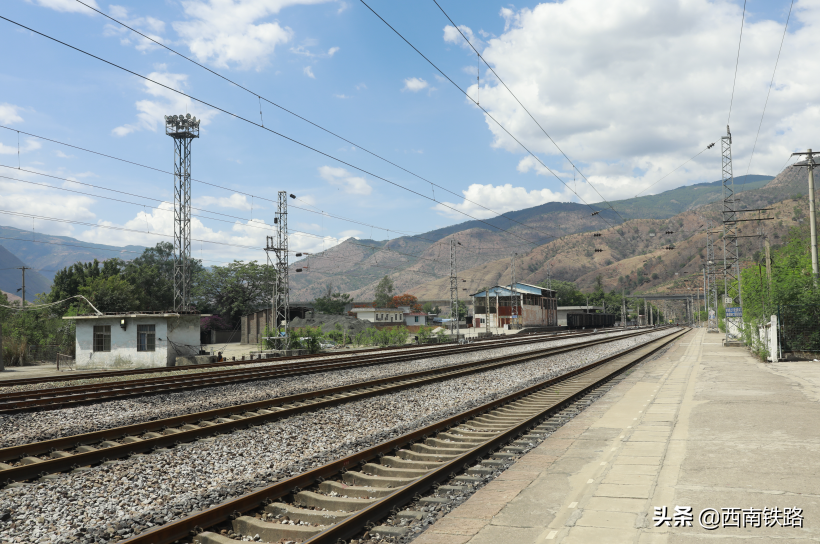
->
xmin=415 ymin=328 xmax=820 ymax=543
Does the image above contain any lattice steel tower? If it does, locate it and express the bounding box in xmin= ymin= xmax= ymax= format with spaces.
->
xmin=450 ymin=239 xmax=459 ymax=339
xmin=266 ymin=192 xmax=290 ymax=349
xmin=165 ymin=113 xmax=199 ymax=311
xmin=721 ymin=125 xmax=742 ymax=340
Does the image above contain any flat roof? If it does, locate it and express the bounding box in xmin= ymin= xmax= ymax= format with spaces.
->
xmin=63 ymin=312 xmax=192 ymax=320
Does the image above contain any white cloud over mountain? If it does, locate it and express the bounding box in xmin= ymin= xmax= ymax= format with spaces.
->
xmin=466 ymin=0 xmax=820 ymax=202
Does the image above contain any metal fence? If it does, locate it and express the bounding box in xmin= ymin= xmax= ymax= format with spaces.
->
xmin=778 ymin=304 xmax=820 ymax=354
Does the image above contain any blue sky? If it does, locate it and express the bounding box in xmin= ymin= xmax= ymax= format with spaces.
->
xmin=0 ymin=0 xmax=814 ymax=268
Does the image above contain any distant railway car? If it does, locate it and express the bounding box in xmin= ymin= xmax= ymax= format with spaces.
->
xmin=566 ymin=312 xmax=617 ymax=329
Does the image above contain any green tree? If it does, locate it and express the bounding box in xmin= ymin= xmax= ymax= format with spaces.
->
xmin=373 ymin=275 xmax=394 ymax=308
xmin=541 ymin=279 xmax=586 ymax=305
xmin=79 ymin=275 xmax=139 ymax=313
xmin=195 ymin=260 xmax=276 ymax=326
xmin=314 ymin=292 xmax=352 ymax=314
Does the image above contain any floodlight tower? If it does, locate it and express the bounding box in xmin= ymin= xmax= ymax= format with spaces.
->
xmin=721 ymin=125 xmax=742 ymax=340
xmin=165 ymin=113 xmax=200 ymax=311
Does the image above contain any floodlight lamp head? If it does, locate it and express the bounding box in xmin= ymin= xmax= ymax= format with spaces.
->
xmin=186 ymin=113 xmax=191 ymax=119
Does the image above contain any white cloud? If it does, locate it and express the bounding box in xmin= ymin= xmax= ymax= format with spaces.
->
xmin=318 ymin=165 xmax=372 ymax=195
xmin=55 ymin=150 xmax=73 ymax=159
xmin=443 ymin=24 xmax=481 ymax=50
xmin=27 ymin=0 xmax=100 ymax=13
xmin=334 ymin=94 xmax=351 ymax=99
xmin=355 ymin=83 xmax=367 ymax=90
xmin=195 ymin=193 xmax=256 ymax=210
xmin=112 ymin=68 xmax=217 ymax=136
xmin=434 ymin=183 xmax=571 ymax=219
xmin=173 ymin=0 xmax=333 ymax=70
xmin=0 ymin=104 xmax=24 ymax=125
xmin=328 ymin=46 xmax=339 ymax=56
xmin=338 ymin=229 xmax=362 ymax=239
xmin=473 ymin=0 xmax=820 ymax=200
xmin=0 ymin=139 xmax=41 ymax=156
xmin=0 ymin=169 xmax=97 ymax=235
xmin=303 ymin=66 xmax=316 ymax=79
xmin=402 ymin=77 xmax=429 ymax=92
xmin=103 ymin=5 xmax=166 ymax=52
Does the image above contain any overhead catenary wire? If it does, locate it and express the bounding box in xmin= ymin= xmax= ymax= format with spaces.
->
xmin=745 ymin=0 xmax=793 ymax=178
xmin=634 ymin=143 xmax=717 ymax=198
xmin=430 ymin=0 xmax=625 ymax=224
xmin=727 ymin=0 xmax=747 ymax=127
xmin=71 ymin=0 xmax=571 ymax=248
xmin=359 ymin=0 xmax=623 ymax=232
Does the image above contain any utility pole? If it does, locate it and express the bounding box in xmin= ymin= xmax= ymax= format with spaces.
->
xmin=764 ymin=240 xmax=772 ymax=286
xmin=721 ymin=125 xmax=742 ymax=340
xmin=511 ymin=253 xmax=520 ymax=329
xmin=165 ymin=113 xmax=199 ymax=312
xmin=621 ymin=289 xmax=626 ymax=328
xmin=450 ymin=239 xmax=459 ymax=340
xmin=706 ymin=223 xmax=719 ymax=332
xmin=790 ymin=149 xmax=819 ymax=280
xmin=547 ymin=261 xmax=552 ymax=290
xmin=17 ymin=266 xmax=29 ymax=307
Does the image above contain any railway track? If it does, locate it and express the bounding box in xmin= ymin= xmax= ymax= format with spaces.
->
xmin=0 ymin=328 xmax=668 ymax=485
xmin=118 ymin=327 xmax=687 ymax=544
xmin=0 ymin=328 xmax=644 ymax=414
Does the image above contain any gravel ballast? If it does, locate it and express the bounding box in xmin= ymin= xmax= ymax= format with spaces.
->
xmin=0 ymin=329 xmax=677 ymax=544
xmin=0 ymin=331 xmax=640 ymax=449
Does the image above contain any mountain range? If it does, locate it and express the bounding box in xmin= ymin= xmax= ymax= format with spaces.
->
xmin=1 ymin=170 xmax=809 ymax=305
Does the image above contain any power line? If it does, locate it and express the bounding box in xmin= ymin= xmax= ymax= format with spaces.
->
xmin=71 ymin=0 xmax=571 ymax=248
xmin=727 ymin=0 xmax=747 ymax=126
xmin=0 ymin=234 xmax=234 ymax=267
xmin=359 ymin=0 xmax=623 ymax=231
xmin=0 ymin=15 xmax=558 ymax=252
xmin=745 ymin=0 xmax=793 ymax=177
xmin=430 ymin=0 xmax=625 ymax=224
xmin=634 ymin=143 xmax=717 ymax=198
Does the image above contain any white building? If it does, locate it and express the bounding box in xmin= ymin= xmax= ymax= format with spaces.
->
xmin=404 ymin=312 xmax=427 ymax=326
xmin=64 ymin=312 xmax=201 ymax=369
xmin=557 ymin=305 xmax=605 ymax=327
xmin=348 ymin=307 xmax=405 ymax=324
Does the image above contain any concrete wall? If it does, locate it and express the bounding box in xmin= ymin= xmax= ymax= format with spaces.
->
xmin=75 ymin=314 xmax=201 ymax=369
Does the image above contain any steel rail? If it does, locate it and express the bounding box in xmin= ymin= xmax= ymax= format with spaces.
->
xmin=121 ymin=328 xmax=686 ymax=544
xmin=0 ymin=327 xmax=623 ymax=388
xmin=0 ymin=328 xmax=666 ymax=483
xmin=0 ymin=329 xmax=626 ymax=413
xmin=0 ymin=331 xmax=542 ymax=388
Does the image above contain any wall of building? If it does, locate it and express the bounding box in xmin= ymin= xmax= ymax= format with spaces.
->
xmin=74 ymin=314 xmax=201 ymax=369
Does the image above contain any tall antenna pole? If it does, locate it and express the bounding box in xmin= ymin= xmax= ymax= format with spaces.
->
xmin=450 ymin=239 xmax=459 ymax=340
xmin=721 ymin=125 xmax=742 ymax=340
xmin=273 ymin=192 xmax=290 ymax=349
xmin=165 ymin=113 xmax=199 ymax=312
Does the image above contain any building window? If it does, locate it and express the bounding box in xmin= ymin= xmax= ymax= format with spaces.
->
xmin=137 ymin=324 xmax=156 ymax=352
xmin=414 ymin=316 xmax=419 ymax=323
xmin=93 ymin=325 xmax=111 ymax=352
